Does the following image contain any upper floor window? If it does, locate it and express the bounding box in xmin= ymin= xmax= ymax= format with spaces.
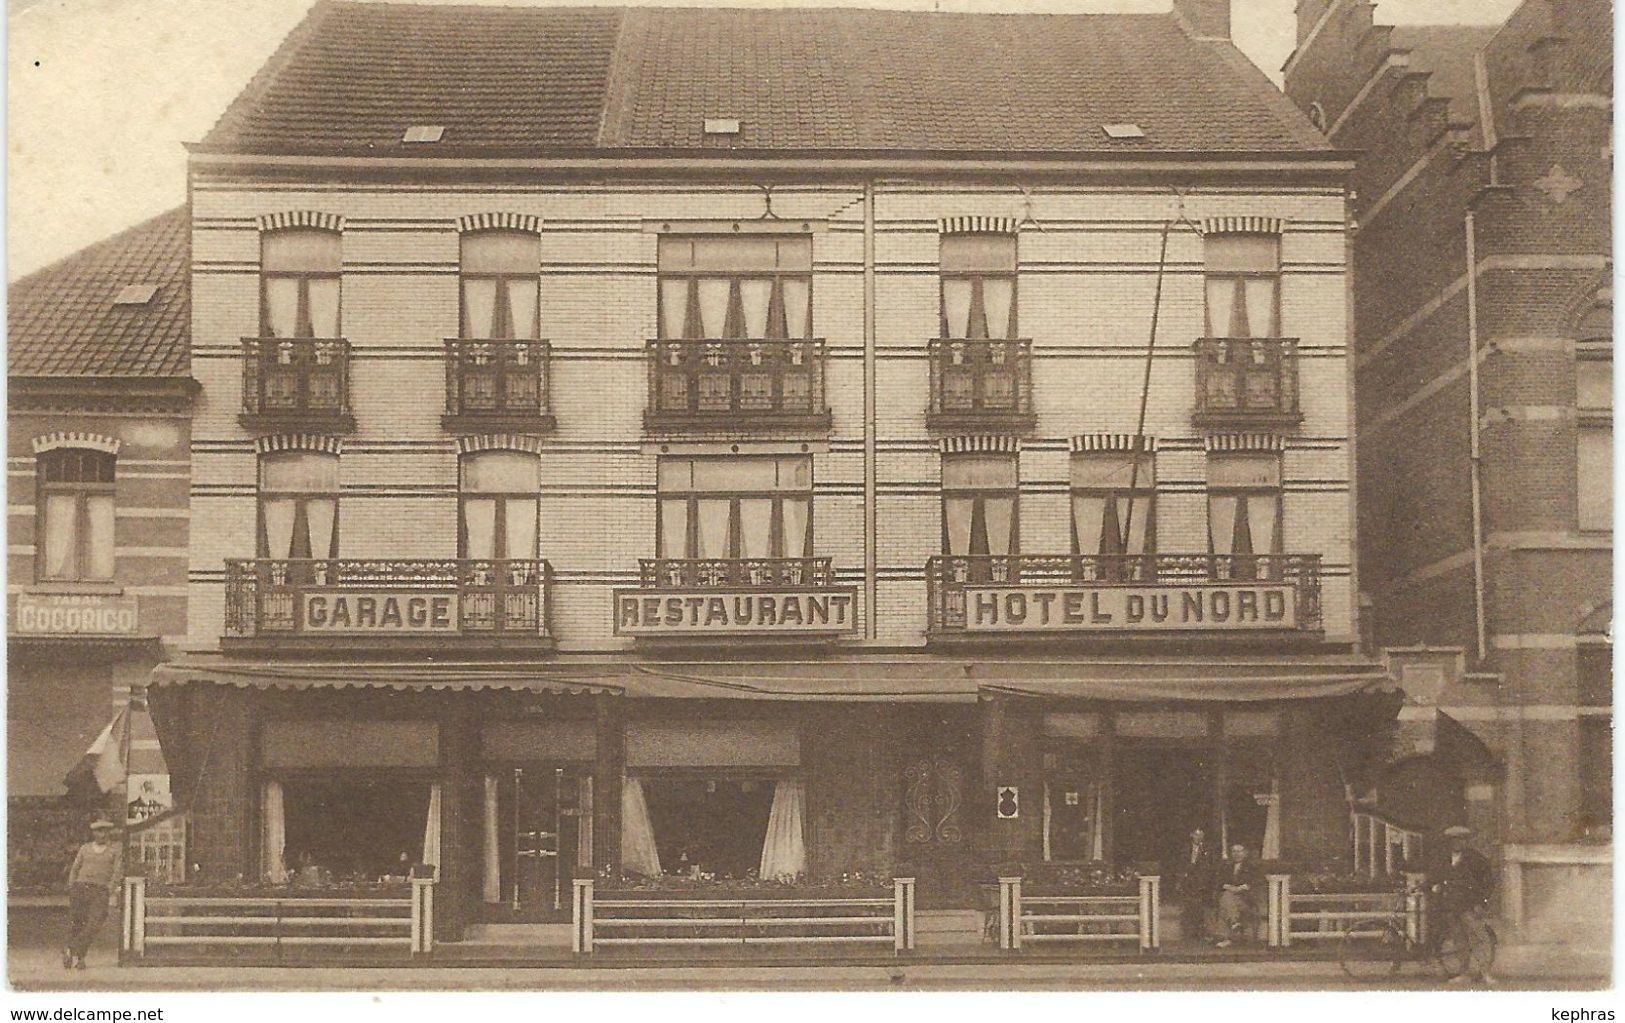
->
xmin=1578 ymin=356 xmax=1613 ymax=532
xmin=1207 ymin=453 xmax=1282 ymax=566
xmin=943 ymin=454 xmax=1017 ymax=557
xmin=461 ymin=230 xmax=540 ymax=340
xmin=1205 ymin=234 xmax=1280 ymax=339
xmin=37 ymin=449 xmax=115 ymax=582
xmin=940 ymin=233 xmax=1017 ymax=340
xmin=259 ymin=452 xmax=339 ymax=560
xmin=262 ymin=229 xmax=341 ymax=339
xmin=460 ymin=451 xmax=539 ymax=560
xmin=657 ymin=236 xmax=812 ymax=340
xmin=1071 ymin=451 xmax=1155 ymax=558
xmin=657 ymin=456 xmax=812 ymax=560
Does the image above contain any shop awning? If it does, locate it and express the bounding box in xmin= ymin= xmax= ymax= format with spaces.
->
xmin=151 ymin=656 xmax=1390 ymax=704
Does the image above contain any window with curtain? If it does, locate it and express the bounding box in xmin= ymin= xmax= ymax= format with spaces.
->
xmin=461 ymin=230 xmax=541 ymax=339
xmin=261 ymin=228 xmax=342 ymax=339
xmin=459 ymin=451 xmax=539 ymax=560
xmin=1204 ymin=234 xmax=1280 ymax=339
xmin=1043 ymin=747 xmax=1104 ymax=863
xmin=656 ymin=456 xmax=813 ymax=561
xmin=1071 ymin=451 xmax=1155 ymax=580
xmin=258 ymin=452 xmax=340 ymax=560
xmin=942 ymin=454 xmax=1018 ymax=558
xmin=657 ymin=236 xmax=813 ymax=340
xmin=1207 ymin=453 xmax=1282 ymax=580
xmin=1577 ymin=357 xmax=1612 ymax=532
xmin=36 ymin=448 xmax=116 ymax=583
xmin=940 ymin=233 xmax=1017 ymax=340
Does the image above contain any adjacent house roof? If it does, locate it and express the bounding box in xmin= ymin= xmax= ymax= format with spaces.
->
xmin=7 ymin=207 xmax=190 ymax=378
xmin=198 ymin=2 xmax=1332 ymax=157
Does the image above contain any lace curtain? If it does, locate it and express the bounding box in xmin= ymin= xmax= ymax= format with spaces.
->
xmin=621 ymin=777 xmax=664 ymax=877
xmin=421 ymin=783 xmax=442 ymax=871
xmin=262 ymin=781 xmax=288 ymax=884
xmin=759 ymin=780 xmax=807 ymax=881
xmin=482 ymin=776 xmax=502 ymax=902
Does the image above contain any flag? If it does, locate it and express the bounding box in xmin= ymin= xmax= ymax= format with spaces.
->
xmin=63 ymin=705 xmax=131 ymax=805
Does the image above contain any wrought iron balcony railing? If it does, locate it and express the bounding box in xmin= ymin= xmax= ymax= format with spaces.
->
xmin=443 ymin=339 xmax=554 ymax=430
xmin=1193 ymin=337 xmax=1302 ymax=427
xmin=241 ymin=338 xmax=353 ymax=431
xmin=927 ymin=338 xmax=1036 ymax=433
xmin=223 ymin=558 xmax=551 ymax=644
xmin=925 ymin=553 xmax=1322 ymax=635
xmin=637 ymin=557 xmax=837 ymax=590
xmin=644 ymin=339 xmax=831 ymax=431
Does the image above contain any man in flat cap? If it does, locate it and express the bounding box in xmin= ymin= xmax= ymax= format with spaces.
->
xmin=63 ymin=819 xmax=122 ymax=970
xmin=1433 ymin=823 xmax=1496 ymax=984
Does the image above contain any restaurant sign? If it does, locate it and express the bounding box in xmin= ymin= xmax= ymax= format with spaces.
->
xmin=962 ymin=584 xmax=1297 ymax=632
xmin=13 ymin=593 xmax=139 ymax=636
xmin=299 ymin=592 xmax=458 ymax=633
xmin=614 ymin=589 xmax=859 ymax=636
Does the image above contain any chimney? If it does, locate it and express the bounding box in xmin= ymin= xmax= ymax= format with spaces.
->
xmin=1172 ymin=0 xmax=1230 ymax=40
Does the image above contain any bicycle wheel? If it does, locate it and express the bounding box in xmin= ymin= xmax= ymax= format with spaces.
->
xmin=1434 ymin=914 xmax=1470 ymax=979
xmin=1340 ymin=918 xmax=1406 ymax=981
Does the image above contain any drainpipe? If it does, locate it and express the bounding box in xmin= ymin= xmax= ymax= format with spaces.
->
xmin=1465 ymin=210 xmax=1488 ymax=662
xmin=863 ymin=179 xmax=878 ymax=640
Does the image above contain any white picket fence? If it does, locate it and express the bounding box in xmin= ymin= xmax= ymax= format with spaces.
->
xmin=995 ymin=875 xmax=1161 ymax=952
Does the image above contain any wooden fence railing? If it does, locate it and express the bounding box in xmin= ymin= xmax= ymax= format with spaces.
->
xmin=572 ymin=877 xmax=916 ymax=954
xmin=995 ymin=875 xmax=1161 ymax=952
xmin=1264 ymin=873 xmax=1425 ymax=948
xmin=121 ymin=877 xmax=435 ymax=959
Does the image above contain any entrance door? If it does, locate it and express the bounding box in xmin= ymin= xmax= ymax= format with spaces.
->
xmin=1113 ymin=744 xmax=1214 ymax=869
xmin=494 ymin=766 xmax=589 ymax=919
xmin=898 ymin=711 xmax=977 ymax=908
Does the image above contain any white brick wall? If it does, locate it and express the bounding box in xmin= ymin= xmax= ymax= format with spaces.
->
xmin=186 ymin=178 xmax=1356 ymax=651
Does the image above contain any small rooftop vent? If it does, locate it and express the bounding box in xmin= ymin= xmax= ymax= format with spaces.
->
xmin=112 ymin=284 xmax=159 ymax=307
xmin=703 ymin=118 xmax=742 ymax=136
xmin=402 ymin=125 xmax=445 ymax=144
xmin=1102 ymin=123 xmax=1147 ymax=140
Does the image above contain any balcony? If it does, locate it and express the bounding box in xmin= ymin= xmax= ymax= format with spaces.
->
xmin=223 ymin=558 xmax=552 ymax=652
xmin=241 ymin=338 xmax=354 ymax=433
xmin=643 ymin=339 xmax=831 ymax=433
xmin=613 ymin=557 xmax=857 ymax=639
xmin=927 ymin=338 xmax=1036 ymax=434
xmin=443 ymin=339 xmax=555 ymax=433
xmin=925 ymin=553 xmax=1322 ymax=637
xmin=1193 ymin=338 xmax=1302 ymax=428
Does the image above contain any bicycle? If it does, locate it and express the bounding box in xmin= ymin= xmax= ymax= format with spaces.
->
xmin=1338 ymin=894 xmax=1497 ymax=983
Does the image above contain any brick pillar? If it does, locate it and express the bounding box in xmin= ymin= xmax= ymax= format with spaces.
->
xmin=594 ymin=693 xmax=623 ymax=875
xmin=980 ymin=695 xmax=1020 ymax=866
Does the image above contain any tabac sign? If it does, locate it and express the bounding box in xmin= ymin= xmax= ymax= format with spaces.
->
xmin=614 ymin=589 xmax=859 ymax=637
xmin=13 ymin=593 xmax=139 ymax=636
xmin=962 ymin=584 xmax=1297 ymax=633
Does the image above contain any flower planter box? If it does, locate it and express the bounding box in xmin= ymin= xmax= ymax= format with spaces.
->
xmin=995 ymin=874 xmax=1162 ymax=952
xmin=572 ymin=876 xmax=915 ymax=954
xmin=1264 ymin=872 xmax=1422 ymax=948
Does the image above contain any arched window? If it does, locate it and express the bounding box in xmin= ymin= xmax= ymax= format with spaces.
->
xmin=36 ymin=448 xmax=115 ymax=582
xmin=459 ymin=451 xmax=539 ymax=560
xmin=258 ymin=451 xmax=339 ymax=560
xmin=460 ymin=230 xmax=541 ymax=340
xmin=261 ymin=228 xmax=342 ymax=339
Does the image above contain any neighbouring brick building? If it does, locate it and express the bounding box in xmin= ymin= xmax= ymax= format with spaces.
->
xmin=1284 ymin=0 xmax=1612 ymax=945
xmin=150 ymin=0 xmax=1401 ymax=947
xmin=7 ymin=209 xmax=196 ymax=892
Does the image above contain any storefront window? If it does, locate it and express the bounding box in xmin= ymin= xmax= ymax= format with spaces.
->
xmin=270 ymin=778 xmax=436 ymax=881
xmin=1042 ymin=748 xmax=1104 ymax=862
xmin=640 ymin=777 xmax=776 ymax=879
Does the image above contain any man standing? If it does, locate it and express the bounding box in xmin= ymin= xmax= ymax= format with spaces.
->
xmin=1176 ymin=826 xmax=1217 ymax=942
xmin=64 ymin=819 xmax=122 ymax=970
xmin=1215 ymin=842 xmax=1263 ymax=947
xmin=1434 ymin=824 xmax=1496 ymax=984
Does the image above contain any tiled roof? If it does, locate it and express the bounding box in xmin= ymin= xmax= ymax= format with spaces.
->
xmin=1389 ymin=25 xmax=1501 ymax=147
xmin=200 ymin=2 xmax=1331 ymax=156
xmin=7 ymin=207 xmax=190 ymax=378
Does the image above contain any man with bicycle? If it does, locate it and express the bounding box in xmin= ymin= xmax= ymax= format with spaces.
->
xmin=1431 ymin=823 xmax=1496 ymax=984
